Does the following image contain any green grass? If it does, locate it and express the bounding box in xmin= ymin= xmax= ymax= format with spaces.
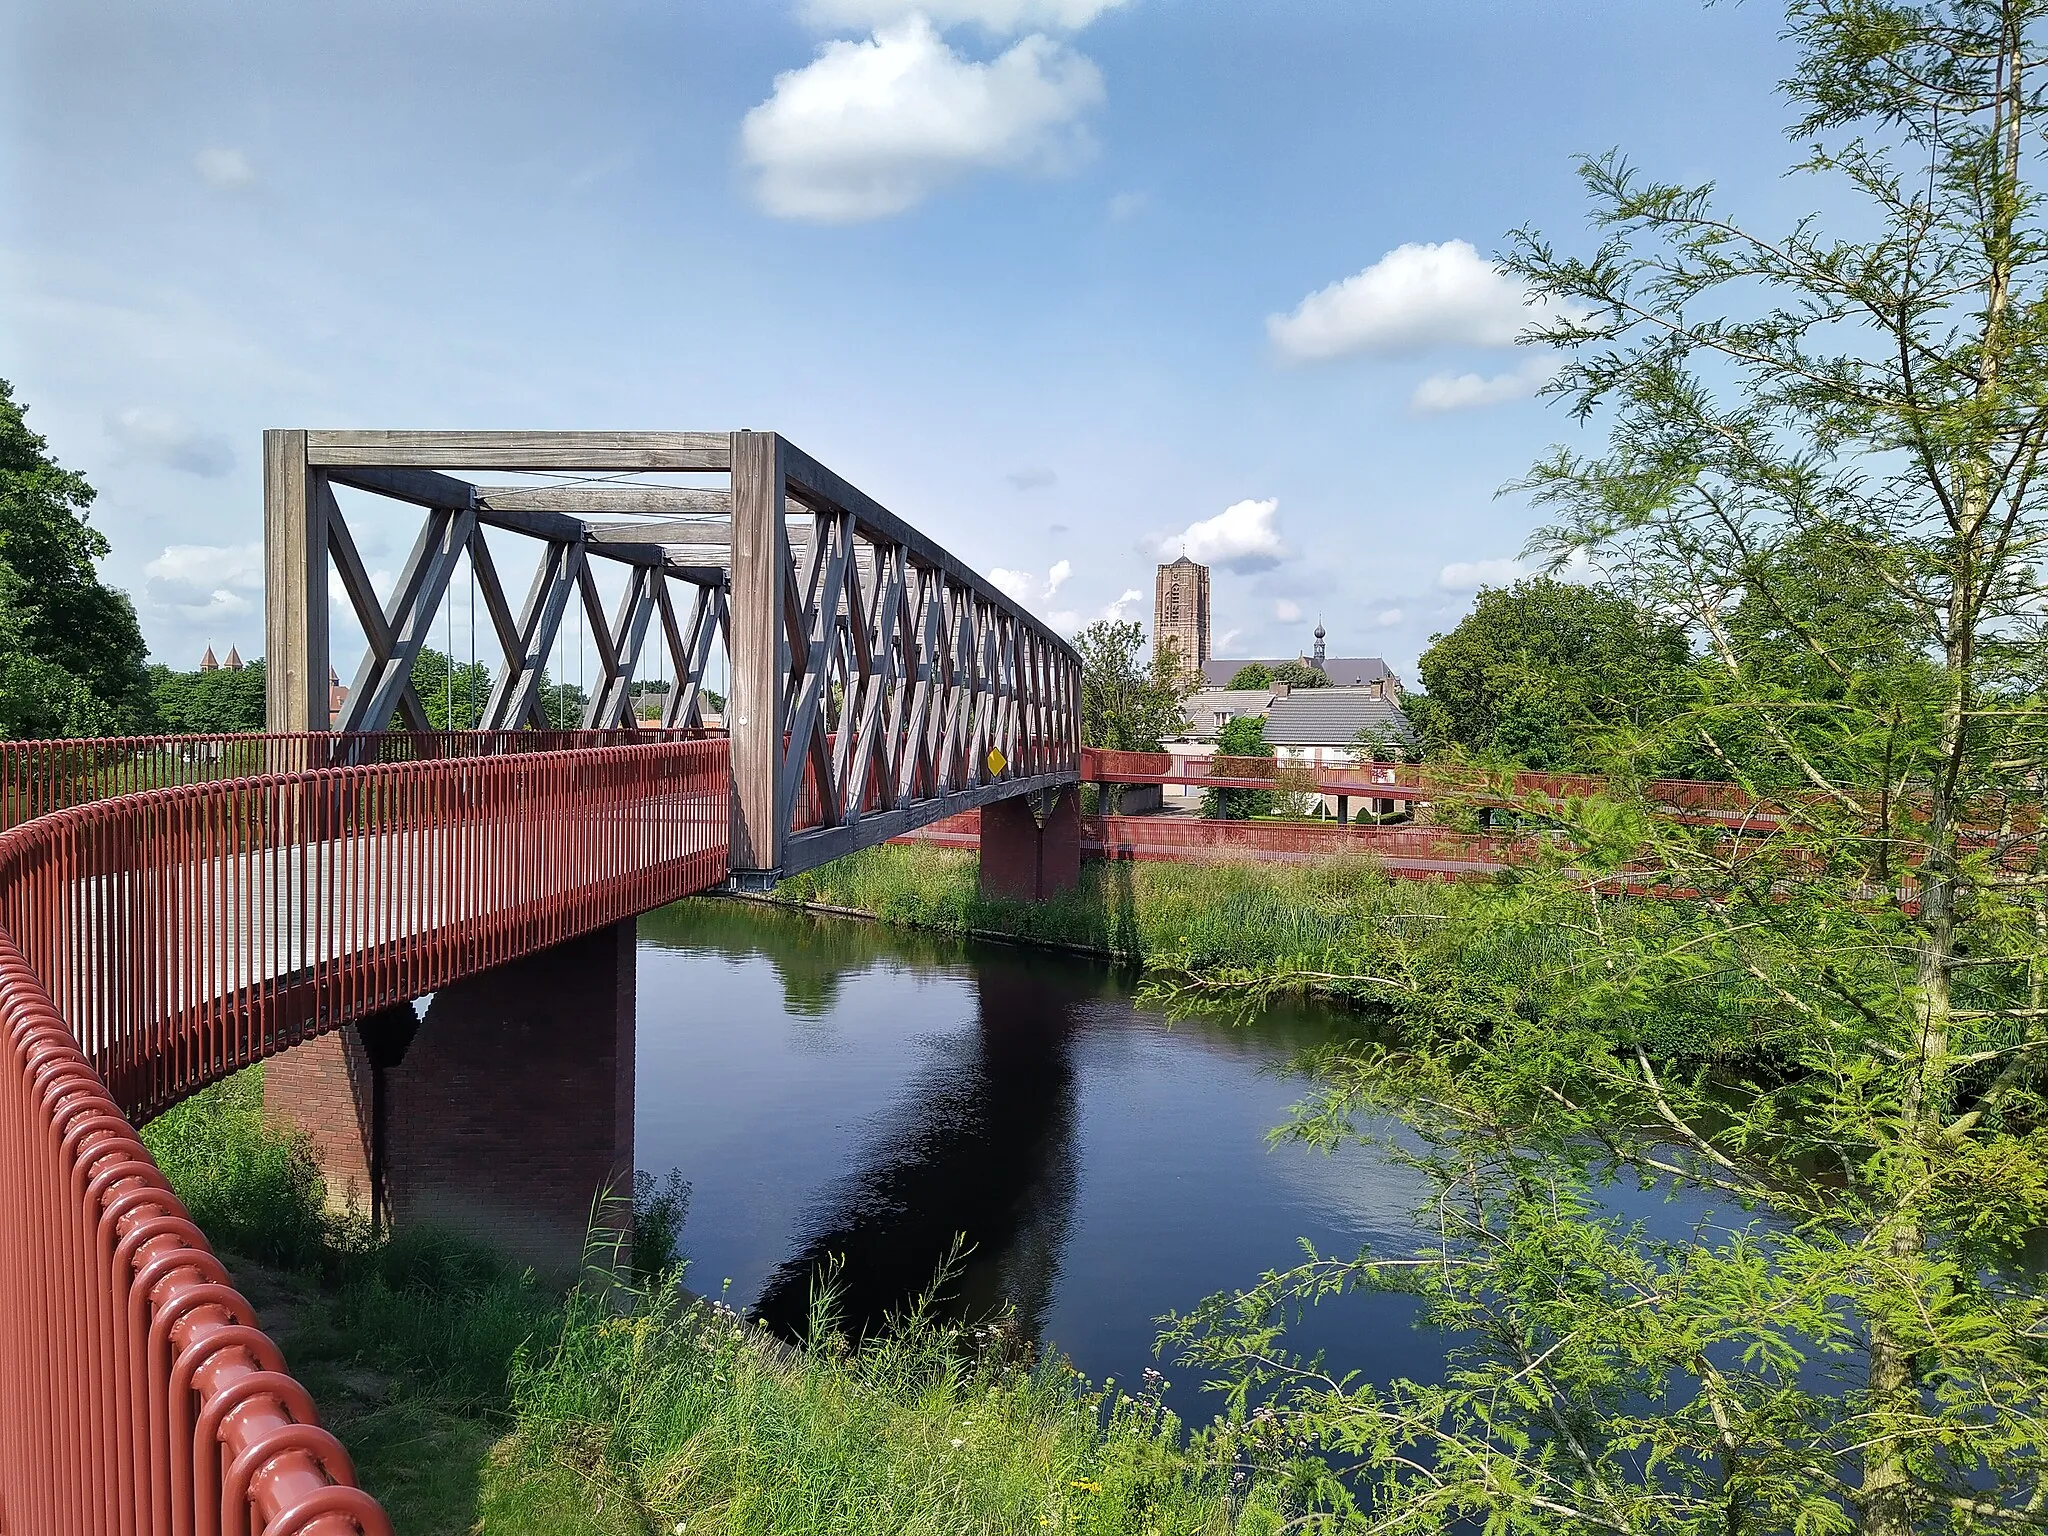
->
xmin=141 ymin=1070 xmax=1288 ymax=1534
xmin=770 ymin=842 xmax=1451 ymax=971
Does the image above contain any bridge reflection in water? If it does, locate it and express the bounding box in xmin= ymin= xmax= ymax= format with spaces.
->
xmin=752 ymin=949 xmax=1084 ymax=1344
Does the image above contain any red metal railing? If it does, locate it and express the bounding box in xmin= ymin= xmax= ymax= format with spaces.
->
xmin=1079 ymin=748 xmax=1769 ymax=827
xmin=0 ymin=733 xmax=731 ymax=1534
xmin=0 ymin=728 xmax=709 ymax=833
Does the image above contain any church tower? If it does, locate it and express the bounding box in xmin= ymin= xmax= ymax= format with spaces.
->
xmin=1153 ymin=556 xmax=1210 ymax=678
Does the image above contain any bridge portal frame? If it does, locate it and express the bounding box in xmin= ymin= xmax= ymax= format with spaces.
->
xmin=266 ymin=429 xmax=1083 ymax=883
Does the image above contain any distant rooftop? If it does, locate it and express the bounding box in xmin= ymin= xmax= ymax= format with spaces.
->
xmin=1263 ymin=690 xmax=1413 ymax=748
xmin=1200 ymin=656 xmax=1397 ymax=689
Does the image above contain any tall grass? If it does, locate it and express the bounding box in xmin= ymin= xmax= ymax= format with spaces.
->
xmin=141 ymin=1069 xmax=1287 ymax=1532
xmin=773 ymin=844 xmax=1772 ymax=1059
xmin=507 ymin=1273 xmax=1282 ymax=1535
xmin=772 ymin=843 xmax=1456 ymax=970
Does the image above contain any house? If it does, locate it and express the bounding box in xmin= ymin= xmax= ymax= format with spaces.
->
xmin=1156 ymin=681 xmax=1417 ymax=819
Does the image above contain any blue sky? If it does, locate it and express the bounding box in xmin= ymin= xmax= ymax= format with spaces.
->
xmin=1 ymin=0 xmax=1805 ymax=682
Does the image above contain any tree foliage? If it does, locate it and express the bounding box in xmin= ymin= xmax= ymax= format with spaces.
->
xmin=0 ymin=379 xmax=154 ymax=737
xmin=1153 ymin=7 xmax=2048 ymax=1532
xmin=1415 ymin=575 xmax=1690 ymax=769
xmin=150 ymin=661 xmax=266 ymax=733
xmin=1227 ymin=663 xmax=1275 ymax=690
xmin=1074 ymin=620 xmax=1193 ymax=753
xmin=1271 ymin=659 xmax=1331 ymax=690
xmin=1204 ymin=713 xmax=1272 ymax=819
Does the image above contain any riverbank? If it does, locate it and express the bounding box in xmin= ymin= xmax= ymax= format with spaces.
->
xmin=768 ymin=843 xmax=1771 ymax=1061
xmin=142 ymin=1070 xmax=1292 ymax=1534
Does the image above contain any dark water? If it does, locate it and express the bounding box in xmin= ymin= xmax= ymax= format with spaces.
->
xmin=632 ymin=899 xmax=1721 ymax=1422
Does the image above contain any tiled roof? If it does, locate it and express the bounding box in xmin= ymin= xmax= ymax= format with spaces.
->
xmin=1200 ymin=656 xmax=1397 ymax=688
xmin=1176 ymin=688 xmax=1274 ymax=736
xmin=1263 ymin=690 xmax=1414 ymax=748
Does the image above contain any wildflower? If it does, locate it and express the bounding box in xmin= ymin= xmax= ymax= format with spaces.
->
xmin=1069 ymin=1479 xmax=1101 ymax=1493
xmin=950 ymin=1437 xmax=964 ymax=1448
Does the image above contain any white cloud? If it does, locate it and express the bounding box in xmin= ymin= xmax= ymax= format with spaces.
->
xmin=742 ymin=18 xmax=1105 ymax=223
xmin=1274 ymin=598 xmax=1302 ymax=623
xmin=989 ymin=559 xmax=1071 ymax=606
xmin=1440 ymin=550 xmax=1598 ymax=593
xmin=1376 ymin=608 xmax=1404 ymax=626
xmin=1156 ymin=497 xmax=1285 ymax=574
xmin=988 ymin=566 xmax=1034 ymax=603
xmin=1268 ymin=239 xmax=1559 ymax=362
xmin=1411 ymin=356 xmax=1559 ymax=414
xmin=1438 ymin=557 xmax=1524 ymax=592
xmin=146 ymin=542 xmax=264 ymax=592
xmin=144 ymin=543 xmax=268 ymax=630
xmin=106 ymin=408 xmax=235 ymax=478
xmin=193 ymin=147 xmax=256 ymax=190
xmin=1215 ymin=628 xmax=1243 ymax=653
xmin=802 ymin=0 xmax=1128 ymax=31
xmin=1048 ymin=608 xmax=1082 ymax=632
xmin=1100 ymin=589 xmax=1142 ymax=622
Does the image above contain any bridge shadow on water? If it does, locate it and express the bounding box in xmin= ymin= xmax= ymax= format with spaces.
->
xmin=749 ymin=948 xmax=1085 ymax=1345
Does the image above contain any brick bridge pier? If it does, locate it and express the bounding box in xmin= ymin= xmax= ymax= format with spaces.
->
xmin=258 ymin=429 xmax=1083 ymax=1270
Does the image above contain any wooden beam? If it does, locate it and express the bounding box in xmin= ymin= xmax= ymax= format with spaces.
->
xmin=780 ymin=437 xmax=1080 ymax=668
xmin=305 ymin=431 xmax=731 ymax=471
xmin=584 ymin=518 xmax=733 ymax=546
xmin=325 ymin=464 xmax=476 ymax=511
xmin=264 ymin=430 xmax=328 ymax=732
xmin=475 ymin=486 xmax=732 ymax=516
xmin=728 ymin=430 xmax=787 ymax=873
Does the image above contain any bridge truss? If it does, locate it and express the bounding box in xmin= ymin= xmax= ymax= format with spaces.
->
xmin=266 ymin=430 xmax=1083 ymax=882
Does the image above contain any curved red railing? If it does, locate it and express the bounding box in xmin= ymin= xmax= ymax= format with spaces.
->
xmin=0 ymin=732 xmax=731 ymax=1535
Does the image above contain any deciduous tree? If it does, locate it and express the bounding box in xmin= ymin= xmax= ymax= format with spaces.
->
xmin=1157 ymin=7 xmax=2048 ymax=1531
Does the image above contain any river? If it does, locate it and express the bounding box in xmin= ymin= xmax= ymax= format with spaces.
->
xmin=632 ymin=897 xmax=1718 ymax=1424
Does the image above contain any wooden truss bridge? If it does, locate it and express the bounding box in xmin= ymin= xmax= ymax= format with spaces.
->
xmin=0 ymin=431 xmax=1082 ymax=1535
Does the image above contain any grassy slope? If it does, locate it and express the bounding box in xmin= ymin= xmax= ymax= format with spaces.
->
xmin=141 ymin=1072 xmax=1284 ymax=1535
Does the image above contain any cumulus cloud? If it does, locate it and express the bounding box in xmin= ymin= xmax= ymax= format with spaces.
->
xmin=742 ymin=17 xmax=1105 ymax=222
xmin=145 ymin=543 xmax=264 ymax=591
xmin=1440 ymin=550 xmax=1598 ymax=593
xmin=803 ymin=0 xmax=1127 ymax=30
xmin=1155 ymin=497 xmax=1285 ymax=574
xmin=106 ymin=408 xmax=235 ymax=478
xmin=988 ymin=566 xmax=1034 ymax=603
xmin=1100 ymin=589 xmax=1142 ymax=622
xmin=987 ymin=558 xmax=1072 ymax=607
xmin=1376 ymin=608 xmax=1404 ymax=626
xmin=144 ymin=543 xmax=266 ymax=624
xmin=1268 ymin=240 xmax=1560 ymax=362
xmin=1275 ymin=598 xmax=1302 ymax=623
xmin=1438 ymin=557 xmax=1525 ymax=592
xmin=1005 ymin=465 xmax=1057 ymax=490
xmin=193 ymin=147 xmax=257 ymax=190
xmin=1411 ymin=356 xmax=1559 ymax=414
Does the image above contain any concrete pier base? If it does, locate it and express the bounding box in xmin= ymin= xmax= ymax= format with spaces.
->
xmin=264 ymin=920 xmax=637 ymax=1276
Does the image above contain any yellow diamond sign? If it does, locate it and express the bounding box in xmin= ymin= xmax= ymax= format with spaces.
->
xmin=986 ymin=747 xmax=1008 ymax=777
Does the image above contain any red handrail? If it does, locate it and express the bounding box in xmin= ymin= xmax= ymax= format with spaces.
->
xmin=0 ymin=732 xmax=731 ymax=1534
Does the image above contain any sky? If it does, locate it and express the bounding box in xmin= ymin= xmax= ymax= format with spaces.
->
xmin=0 ymin=0 xmax=1812 ymax=685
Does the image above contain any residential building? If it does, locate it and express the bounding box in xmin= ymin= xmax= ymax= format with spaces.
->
xmin=1153 ymin=556 xmax=1210 ymax=677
